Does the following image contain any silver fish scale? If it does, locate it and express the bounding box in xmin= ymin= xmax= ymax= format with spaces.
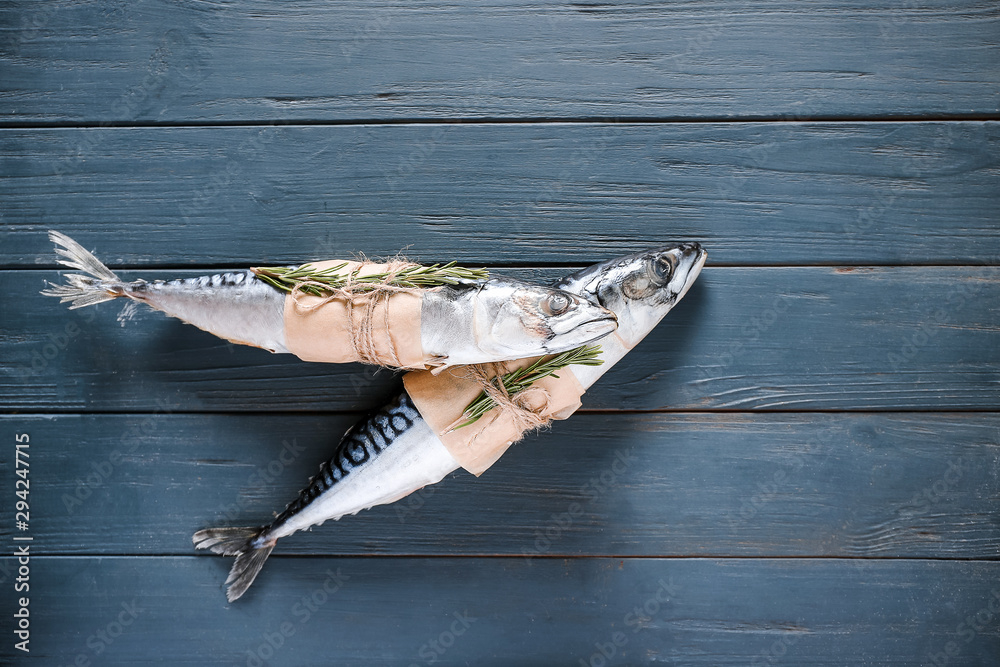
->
xmin=270 ymin=392 xmax=420 ymax=528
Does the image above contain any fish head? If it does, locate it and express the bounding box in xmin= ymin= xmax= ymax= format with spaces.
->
xmin=554 ymin=243 xmax=706 ymax=346
xmin=475 ymin=280 xmax=618 ymax=357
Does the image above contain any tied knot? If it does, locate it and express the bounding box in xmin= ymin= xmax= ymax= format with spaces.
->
xmin=289 ymin=259 xmax=420 ymax=368
xmin=444 ymin=362 xmax=554 ymax=437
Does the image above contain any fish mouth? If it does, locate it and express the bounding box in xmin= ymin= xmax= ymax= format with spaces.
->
xmin=567 ymin=314 xmax=619 ymax=345
xmin=675 ymin=245 xmax=707 ymax=303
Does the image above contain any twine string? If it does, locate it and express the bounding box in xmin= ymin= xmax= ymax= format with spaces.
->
xmin=285 ymin=260 xmax=561 ymax=435
xmin=442 ymin=362 xmax=553 ymax=439
xmin=288 ymin=259 xmax=418 ymax=368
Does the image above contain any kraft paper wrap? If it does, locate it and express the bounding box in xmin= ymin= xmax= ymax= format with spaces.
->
xmin=404 ymin=360 xmax=586 ymax=476
xmin=282 ymin=260 xmax=426 ymax=368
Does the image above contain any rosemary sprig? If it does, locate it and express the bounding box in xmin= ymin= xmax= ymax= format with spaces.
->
xmin=450 ymin=344 xmax=605 ymax=431
xmin=252 ymin=261 xmax=489 ymax=297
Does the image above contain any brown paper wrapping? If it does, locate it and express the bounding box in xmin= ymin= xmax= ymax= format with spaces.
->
xmin=282 ymin=260 xmax=426 ymax=368
xmin=404 ymin=360 xmax=586 ymax=476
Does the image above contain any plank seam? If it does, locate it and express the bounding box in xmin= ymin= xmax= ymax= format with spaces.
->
xmin=1 ymin=115 xmax=999 ymax=130
xmin=1 ymin=554 xmax=997 ymax=562
xmin=4 ymin=409 xmax=1000 ymax=417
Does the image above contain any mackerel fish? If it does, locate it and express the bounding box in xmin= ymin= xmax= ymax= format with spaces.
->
xmin=194 ymin=243 xmax=706 ymax=601
xmin=40 ymin=231 xmax=617 ymax=367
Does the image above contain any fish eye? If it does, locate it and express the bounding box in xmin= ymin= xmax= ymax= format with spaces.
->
xmin=649 ymin=254 xmax=676 ymax=284
xmin=623 ymin=275 xmax=652 ymax=300
xmin=541 ymin=293 xmax=571 ymax=316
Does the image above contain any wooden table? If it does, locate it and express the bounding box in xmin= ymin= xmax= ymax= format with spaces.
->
xmin=2 ymin=2 xmax=998 ymax=664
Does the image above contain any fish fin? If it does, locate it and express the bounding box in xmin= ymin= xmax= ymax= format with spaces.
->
xmin=41 ymin=231 xmax=125 ymax=309
xmin=47 ymin=230 xmax=120 ymax=281
xmin=193 ymin=526 xmax=274 ymax=602
xmin=225 ymin=543 xmax=275 ymax=602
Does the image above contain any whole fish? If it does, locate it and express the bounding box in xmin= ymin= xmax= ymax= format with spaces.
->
xmin=194 ymin=243 xmax=706 ymax=601
xmin=40 ymin=231 xmax=617 ymax=368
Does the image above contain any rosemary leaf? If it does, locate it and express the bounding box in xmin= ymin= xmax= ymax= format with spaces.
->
xmin=252 ymin=260 xmax=488 ymax=296
xmin=451 ymin=344 xmax=604 ymax=431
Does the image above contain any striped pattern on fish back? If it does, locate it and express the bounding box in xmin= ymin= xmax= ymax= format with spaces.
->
xmin=271 ymin=392 xmax=420 ymax=526
xmin=123 ymin=270 xmax=267 ymax=297
xmin=152 ymin=270 xmax=261 ymax=291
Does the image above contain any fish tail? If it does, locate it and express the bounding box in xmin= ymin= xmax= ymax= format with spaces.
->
xmin=40 ymin=230 xmax=130 ymax=309
xmin=193 ymin=526 xmax=275 ymax=602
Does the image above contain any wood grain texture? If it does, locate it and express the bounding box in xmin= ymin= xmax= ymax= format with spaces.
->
xmin=2 ymin=0 xmax=998 ymax=123
xmin=4 ymin=266 xmax=998 ymax=412
xmin=2 ymin=122 xmax=998 ymax=266
xmin=2 ymin=0 xmax=999 ymax=662
xmin=0 ymin=556 xmax=997 ymax=666
xmin=1 ymin=413 xmax=997 ymax=558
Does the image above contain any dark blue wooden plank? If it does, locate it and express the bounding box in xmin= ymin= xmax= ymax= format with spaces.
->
xmin=2 ymin=413 xmax=997 ymax=558
xmin=0 ymin=0 xmax=996 ymax=664
xmin=2 ymin=1 xmax=998 ymax=122
xmin=4 ymin=266 xmax=998 ymax=412
xmin=1 ymin=122 xmax=998 ymax=266
xmin=1 ymin=557 xmax=997 ymax=665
